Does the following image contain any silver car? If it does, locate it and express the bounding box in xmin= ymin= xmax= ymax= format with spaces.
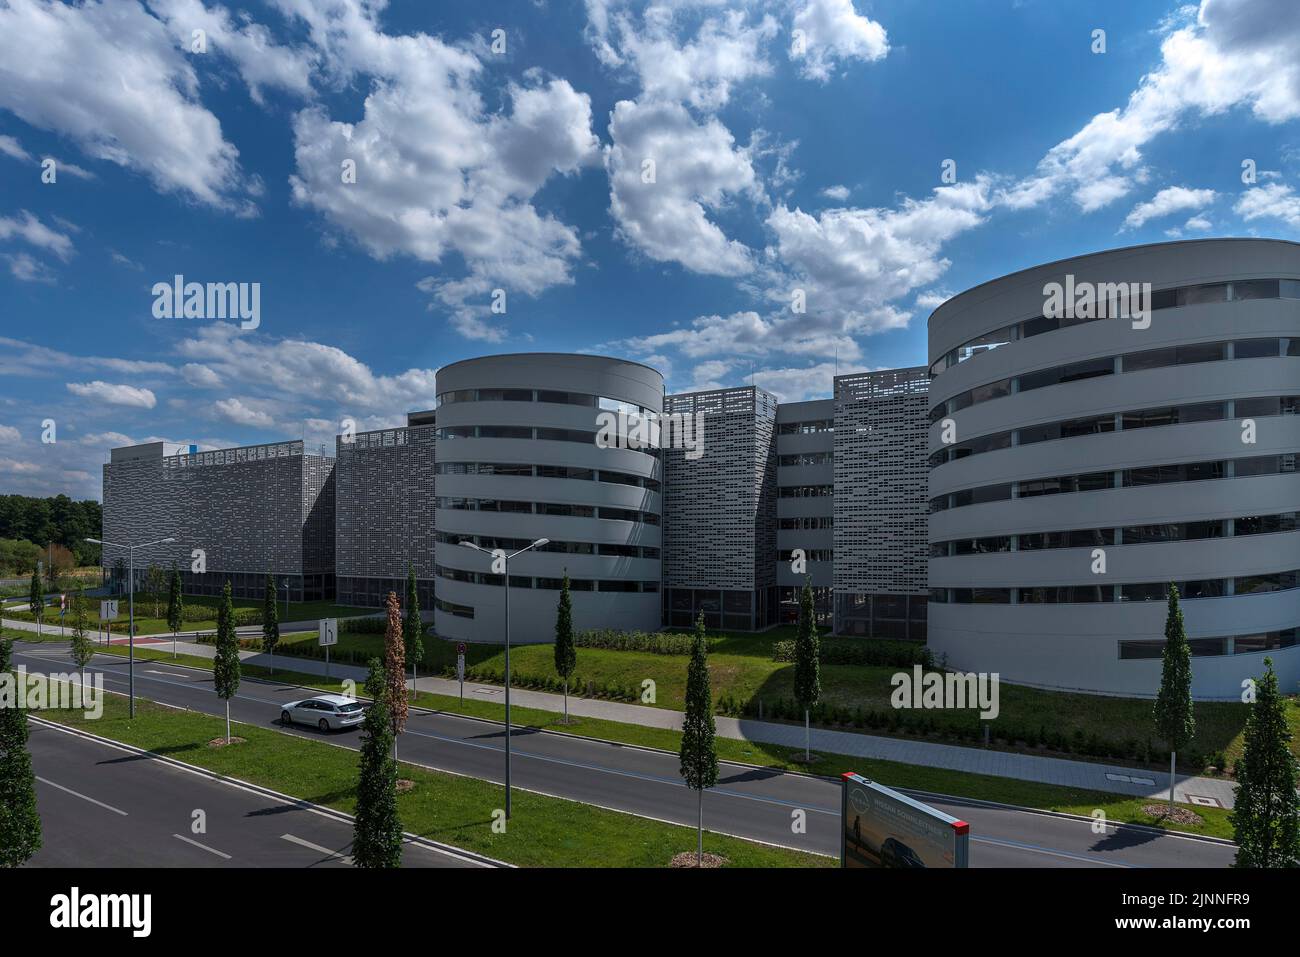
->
xmin=280 ymin=694 xmax=367 ymax=732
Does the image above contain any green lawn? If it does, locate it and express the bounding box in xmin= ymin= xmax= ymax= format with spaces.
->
xmin=35 ymin=677 xmax=828 ymax=868
xmin=276 ymin=626 xmax=1263 ymax=775
xmin=86 ymin=643 xmax=1238 ymax=841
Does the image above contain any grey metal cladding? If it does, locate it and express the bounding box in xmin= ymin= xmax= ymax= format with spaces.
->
xmin=663 ymin=386 xmax=778 ymax=590
xmin=833 ymin=368 xmax=930 ymax=596
xmin=334 ymin=424 xmax=437 ymax=581
xmin=102 ymin=441 xmax=334 ymax=576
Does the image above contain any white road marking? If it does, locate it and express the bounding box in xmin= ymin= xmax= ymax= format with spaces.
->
xmin=145 ymin=669 xmax=191 ymax=679
xmin=281 ymin=833 xmax=354 ymax=865
xmin=172 ymin=833 xmax=232 ymax=860
xmin=36 ymin=776 xmax=128 ymax=816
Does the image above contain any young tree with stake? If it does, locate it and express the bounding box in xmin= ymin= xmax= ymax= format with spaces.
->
xmin=679 ymin=612 xmax=719 ymax=866
xmin=213 ymin=581 xmax=241 ymax=744
xmin=353 ymin=657 xmax=403 ymax=868
xmin=262 ymin=573 xmax=280 ymax=675
xmin=0 ymin=639 xmax=42 ymax=867
xmin=554 ymin=572 xmax=576 ymax=724
xmin=1153 ymin=584 xmax=1195 ymax=819
xmin=69 ymin=585 xmax=94 ymax=688
xmin=1231 ymin=658 xmax=1300 ymax=867
xmin=145 ymin=563 xmax=165 ymax=619
xmin=404 ymin=565 xmax=424 ymax=695
xmin=28 ymin=569 xmax=42 ymax=636
xmin=166 ymin=565 xmax=183 ymax=659
xmin=793 ymin=578 xmax=821 ymax=761
xmin=383 ymin=591 xmax=408 ymax=759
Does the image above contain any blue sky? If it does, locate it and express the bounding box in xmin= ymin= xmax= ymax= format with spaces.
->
xmin=1 ymin=0 xmax=1299 ymax=500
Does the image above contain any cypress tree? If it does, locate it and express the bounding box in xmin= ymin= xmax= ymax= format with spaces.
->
xmin=554 ymin=572 xmax=576 ymax=724
xmin=793 ymin=578 xmax=821 ymax=761
xmin=383 ymin=592 xmax=408 ymax=756
xmin=679 ymin=612 xmax=719 ymax=865
xmin=404 ymin=565 xmax=424 ymax=692
xmin=0 ymin=639 xmax=42 ymax=867
xmin=1231 ymin=658 xmax=1300 ymax=867
xmin=28 ymin=569 xmax=42 ymax=636
xmin=353 ymin=657 xmax=402 ymax=868
xmin=213 ymin=581 xmax=241 ymax=744
xmin=69 ymin=585 xmax=94 ymax=687
xmin=262 ymin=573 xmax=280 ymax=675
xmin=1153 ymin=584 xmax=1196 ymax=817
xmin=166 ymin=565 xmax=183 ymax=659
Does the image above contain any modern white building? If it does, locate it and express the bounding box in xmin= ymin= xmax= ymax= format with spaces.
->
xmin=927 ymin=239 xmax=1300 ymax=699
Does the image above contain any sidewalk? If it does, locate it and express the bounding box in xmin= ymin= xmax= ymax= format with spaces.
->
xmin=14 ymin=620 xmax=1236 ymax=811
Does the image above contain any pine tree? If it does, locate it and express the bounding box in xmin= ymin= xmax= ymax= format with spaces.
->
xmin=383 ymin=592 xmax=407 ymax=756
xmin=679 ymin=612 xmax=719 ymax=865
xmin=353 ymin=657 xmax=402 ymax=868
xmin=404 ymin=565 xmax=424 ymax=693
xmin=69 ymin=585 xmax=94 ymax=687
xmin=0 ymin=639 xmax=42 ymax=867
xmin=213 ymin=581 xmax=241 ymax=744
xmin=554 ymin=572 xmax=576 ymax=724
xmin=1153 ymin=584 xmax=1195 ymax=817
xmin=28 ymin=569 xmax=42 ymax=636
xmin=1231 ymin=658 xmax=1300 ymax=867
xmin=262 ymin=573 xmax=280 ymax=675
xmin=166 ymin=565 xmax=183 ymax=659
xmin=793 ymin=578 xmax=821 ymax=761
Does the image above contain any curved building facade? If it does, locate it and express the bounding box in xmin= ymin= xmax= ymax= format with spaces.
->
xmin=432 ymin=354 xmax=664 ymax=643
xmin=927 ymin=239 xmax=1300 ymax=699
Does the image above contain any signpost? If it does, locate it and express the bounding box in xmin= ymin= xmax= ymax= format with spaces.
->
xmin=456 ymin=641 xmax=467 ymax=705
xmin=841 ymin=772 xmax=969 ymax=868
xmin=59 ymin=593 xmax=67 ymax=638
xmin=99 ymin=600 xmax=118 ymax=647
xmin=319 ymin=618 xmax=338 ymax=678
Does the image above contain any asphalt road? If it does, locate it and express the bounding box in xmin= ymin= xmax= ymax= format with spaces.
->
xmin=24 ymin=720 xmax=482 ymax=868
xmin=14 ymin=643 xmax=1236 ymax=868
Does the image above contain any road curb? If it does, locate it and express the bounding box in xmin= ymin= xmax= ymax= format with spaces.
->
xmin=27 ymin=714 xmax=512 ymax=869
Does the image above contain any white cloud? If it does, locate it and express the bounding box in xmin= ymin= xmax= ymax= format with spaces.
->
xmin=80 ymin=431 xmax=136 ymax=447
xmin=789 ymin=0 xmax=889 ymax=82
xmin=605 ymin=98 xmax=759 ymax=276
xmin=181 ymin=363 xmax=222 ymax=388
xmin=1122 ymin=186 xmax=1217 ymax=229
xmin=1183 ymin=214 xmax=1213 ymax=231
xmin=213 ymin=397 xmax=276 ymax=428
xmin=0 ymin=134 xmax=31 ymax=162
xmin=0 ymin=425 xmax=21 ymax=443
xmin=819 ymin=184 xmax=850 ymax=201
xmin=618 ymin=310 xmax=860 ymax=362
xmin=4 ymin=252 xmax=56 ymax=283
xmin=1011 ymin=0 xmax=1300 ymax=212
xmin=0 ymin=0 xmax=262 ymax=210
xmin=0 ymin=210 xmax=75 ymax=260
xmin=283 ymin=0 xmax=599 ymax=340
xmin=1234 ymin=182 xmax=1300 ymax=227
xmin=66 ymin=381 xmax=158 ymax=409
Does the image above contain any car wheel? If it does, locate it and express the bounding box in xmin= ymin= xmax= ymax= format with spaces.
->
xmin=318 ymin=718 xmax=329 ymax=733
xmin=281 ymin=710 xmax=291 ymax=725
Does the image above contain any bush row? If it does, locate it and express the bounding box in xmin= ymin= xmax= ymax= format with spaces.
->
xmin=573 ymin=628 xmax=696 ymax=655
xmin=770 ymin=637 xmax=934 ymax=669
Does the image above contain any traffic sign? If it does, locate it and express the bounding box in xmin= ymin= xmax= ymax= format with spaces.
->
xmin=99 ymin=600 xmax=119 ymax=621
xmin=318 ymin=618 xmax=338 ymax=646
xmin=456 ymin=642 xmax=466 ymax=655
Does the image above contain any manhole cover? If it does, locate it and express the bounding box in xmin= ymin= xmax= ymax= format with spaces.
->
xmin=1187 ymin=795 xmax=1220 ymax=807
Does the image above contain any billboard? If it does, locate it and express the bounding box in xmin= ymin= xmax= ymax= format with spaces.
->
xmin=841 ymin=773 xmax=969 ymax=868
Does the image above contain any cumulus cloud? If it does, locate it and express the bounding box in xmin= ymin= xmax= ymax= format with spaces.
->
xmin=819 ymin=184 xmax=850 ymax=201
xmin=66 ymin=381 xmax=158 ymax=409
xmin=0 ymin=425 xmax=21 ymax=443
xmin=213 ymin=397 xmax=276 ymax=428
xmin=0 ymin=210 xmax=75 ymax=260
xmin=1122 ymin=186 xmax=1216 ymax=230
xmin=606 ymin=99 xmax=760 ymax=276
xmin=789 ymin=0 xmax=889 ymax=82
xmin=1234 ymin=181 xmax=1300 ymax=227
xmin=0 ymin=0 xmax=262 ymax=210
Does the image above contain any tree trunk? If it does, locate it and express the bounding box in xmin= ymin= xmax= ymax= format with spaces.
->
xmin=225 ymin=699 xmax=231 ymax=744
xmin=805 ymin=708 xmax=810 ymax=761
xmin=564 ymin=678 xmax=569 ymax=725
xmin=697 ymin=788 xmax=703 ymax=866
xmin=1168 ymin=750 xmax=1176 ymax=817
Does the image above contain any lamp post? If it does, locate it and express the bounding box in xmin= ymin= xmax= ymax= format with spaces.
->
xmin=85 ymin=536 xmax=176 ymax=718
xmin=281 ymin=578 xmax=290 ymax=621
xmin=458 ymin=537 xmax=548 ymax=818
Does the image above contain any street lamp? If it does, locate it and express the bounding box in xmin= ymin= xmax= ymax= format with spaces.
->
xmin=85 ymin=536 xmax=176 ymax=718
xmin=458 ymin=536 xmax=548 ymax=818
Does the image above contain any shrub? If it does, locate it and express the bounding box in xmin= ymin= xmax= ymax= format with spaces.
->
xmin=771 ymin=637 xmax=932 ymax=668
